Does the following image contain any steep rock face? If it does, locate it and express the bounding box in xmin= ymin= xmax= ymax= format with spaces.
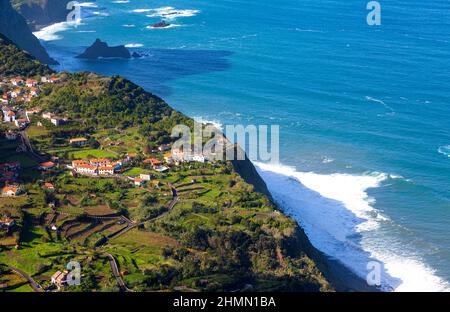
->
xmin=0 ymin=0 xmax=58 ymax=64
xmin=76 ymin=39 xmax=131 ymax=59
xmin=12 ymin=0 xmax=70 ymax=31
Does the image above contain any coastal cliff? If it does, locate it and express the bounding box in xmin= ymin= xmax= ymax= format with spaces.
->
xmin=0 ymin=0 xmax=58 ymax=64
xmin=11 ymin=0 xmax=69 ymax=31
xmin=76 ymin=39 xmax=131 ymax=59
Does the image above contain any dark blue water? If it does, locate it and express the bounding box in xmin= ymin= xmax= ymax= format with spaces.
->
xmin=37 ymin=0 xmax=450 ymax=291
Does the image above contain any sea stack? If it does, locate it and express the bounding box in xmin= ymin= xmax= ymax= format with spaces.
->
xmin=76 ymin=39 xmax=131 ymax=59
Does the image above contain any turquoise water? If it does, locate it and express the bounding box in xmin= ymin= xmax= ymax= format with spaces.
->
xmin=38 ymin=0 xmax=450 ymax=291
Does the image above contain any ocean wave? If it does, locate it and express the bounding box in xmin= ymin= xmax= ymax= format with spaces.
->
xmin=438 ymin=145 xmax=450 ymax=158
xmin=79 ymin=2 xmax=98 ymax=8
xmin=193 ymin=117 xmax=224 ymax=131
xmin=132 ymin=9 xmax=152 ymax=13
xmin=365 ymin=96 xmax=396 ymax=116
xmin=122 ymin=24 xmax=135 ymax=28
xmin=146 ymin=7 xmax=200 ymax=20
xmin=254 ymin=162 xmax=449 ymax=291
xmin=33 ymin=21 xmax=75 ymax=41
xmin=125 ymin=43 xmax=144 ymax=48
xmin=93 ymin=11 xmax=110 ymax=16
xmin=112 ymin=0 xmax=130 ymax=3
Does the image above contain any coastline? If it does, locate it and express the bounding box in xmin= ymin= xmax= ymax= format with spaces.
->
xmin=229 ymin=150 xmax=377 ymax=291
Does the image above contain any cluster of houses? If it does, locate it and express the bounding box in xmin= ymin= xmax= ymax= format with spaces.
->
xmin=1 ymin=75 xmax=63 ymax=128
xmin=0 ymin=162 xmax=20 ymax=184
xmin=0 ymin=216 xmax=15 ymax=231
xmin=1 ymin=76 xmax=60 ymax=104
xmin=70 ymin=157 xmax=123 ymax=177
xmin=1 ymin=105 xmax=29 ymax=129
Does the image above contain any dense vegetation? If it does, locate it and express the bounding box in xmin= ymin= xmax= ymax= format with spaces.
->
xmin=34 ymin=72 xmax=192 ymax=143
xmin=0 ymin=33 xmax=53 ymax=77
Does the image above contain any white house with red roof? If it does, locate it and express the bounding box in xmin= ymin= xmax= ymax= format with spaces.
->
xmin=3 ymin=110 xmax=16 ymax=123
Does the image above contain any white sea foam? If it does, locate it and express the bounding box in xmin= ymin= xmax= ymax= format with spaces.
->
xmin=438 ymin=145 xmax=450 ymax=158
xmin=132 ymin=9 xmax=152 ymax=13
xmin=254 ymin=161 xmax=450 ymax=291
xmin=112 ymin=0 xmax=129 ymax=3
xmin=79 ymin=2 xmax=98 ymax=8
xmin=33 ymin=21 xmax=75 ymax=41
xmin=365 ymin=96 xmax=395 ymax=116
xmin=122 ymin=24 xmax=135 ymax=28
xmin=93 ymin=11 xmax=110 ymax=16
xmin=193 ymin=117 xmax=224 ymax=131
xmin=145 ymin=7 xmax=200 ymax=20
xmin=125 ymin=43 xmax=144 ymax=48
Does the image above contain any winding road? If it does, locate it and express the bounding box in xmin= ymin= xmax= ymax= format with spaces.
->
xmin=8 ymin=266 xmax=43 ymax=292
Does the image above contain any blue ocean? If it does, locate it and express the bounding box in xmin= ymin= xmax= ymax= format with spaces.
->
xmin=36 ymin=0 xmax=450 ymax=291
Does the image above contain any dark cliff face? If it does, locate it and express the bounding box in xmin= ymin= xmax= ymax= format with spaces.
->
xmin=12 ymin=0 xmax=70 ymax=31
xmin=76 ymin=39 xmax=131 ymax=59
xmin=0 ymin=0 xmax=58 ymax=64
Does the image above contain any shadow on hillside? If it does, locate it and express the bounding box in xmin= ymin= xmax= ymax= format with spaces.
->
xmin=44 ymin=43 xmax=233 ymax=98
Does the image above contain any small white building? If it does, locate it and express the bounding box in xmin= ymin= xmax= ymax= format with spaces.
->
xmin=69 ymin=138 xmax=88 ymax=146
xmin=3 ymin=110 xmax=15 ymax=123
xmin=10 ymin=78 xmax=23 ymax=86
xmin=98 ymin=166 xmax=114 ymax=176
xmin=139 ymin=173 xmax=151 ymax=181
xmin=134 ymin=178 xmax=145 ymax=187
xmin=74 ymin=164 xmax=97 ymax=175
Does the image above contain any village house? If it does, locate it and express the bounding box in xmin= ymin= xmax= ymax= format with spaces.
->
xmin=38 ymin=161 xmax=55 ymax=171
xmin=69 ymin=138 xmax=88 ymax=147
xmin=0 ymin=162 xmax=20 ymax=172
xmin=51 ymin=117 xmax=65 ymax=126
xmin=0 ymin=217 xmax=15 ymax=230
xmin=10 ymin=89 xmax=22 ymax=98
xmin=44 ymin=182 xmax=55 ymax=190
xmin=98 ymin=166 xmax=114 ymax=176
xmin=144 ymin=158 xmax=162 ymax=169
xmin=25 ymin=79 xmax=38 ymax=87
xmin=1 ymin=186 xmax=22 ymax=197
xmin=71 ymin=160 xmax=89 ymax=168
xmin=126 ymin=153 xmax=137 ymax=162
xmin=163 ymin=153 xmax=173 ymax=163
xmin=42 ymin=112 xmax=53 ymax=120
xmin=3 ymin=110 xmax=15 ymax=123
xmin=74 ymin=164 xmax=97 ymax=175
xmin=152 ymin=180 xmax=161 ymax=187
xmin=4 ymin=130 xmax=17 ymax=140
xmin=30 ymin=87 xmax=40 ymax=97
xmin=110 ymin=161 xmax=123 ymax=170
xmin=134 ymin=178 xmax=145 ymax=187
xmin=140 ymin=173 xmax=151 ymax=181
xmin=1 ymin=93 xmax=9 ymax=102
xmin=48 ymin=77 xmax=60 ymax=84
xmin=14 ymin=118 xmax=29 ymax=128
xmin=25 ymin=107 xmax=41 ymax=120
xmin=10 ymin=78 xmax=23 ymax=86
xmin=90 ymin=158 xmax=110 ymax=166
xmin=51 ymin=271 xmax=68 ymax=289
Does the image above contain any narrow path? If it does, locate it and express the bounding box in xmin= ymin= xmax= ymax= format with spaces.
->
xmin=19 ymin=130 xmax=46 ymax=162
xmin=8 ymin=266 xmax=43 ymax=292
xmin=105 ymin=253 xmax=131 ymax=292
